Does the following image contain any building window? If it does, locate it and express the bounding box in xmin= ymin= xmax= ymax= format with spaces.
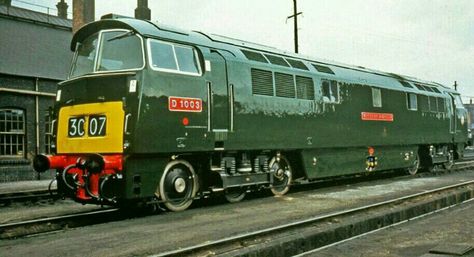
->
xmin=322 ymin=80 xmax=339 ymax=103
xmin=407 ymin=93 xmax=418 ymax=111
xmin=0 ymin=109 xmax=25 ymax=157
xmin=372 ymin=88 xmax=382 ymax=107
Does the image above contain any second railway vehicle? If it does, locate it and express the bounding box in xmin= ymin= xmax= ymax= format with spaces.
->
xmin=33 ymin=15 xmax=469 ymax=211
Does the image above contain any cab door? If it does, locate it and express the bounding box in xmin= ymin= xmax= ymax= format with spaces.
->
xmin=451 ymin=93 xmax=468 ymax=143
xmin=202 ymin=49 xmax=232 ymax=146
xmin=447 ymin=94 xmax=456 ymax=135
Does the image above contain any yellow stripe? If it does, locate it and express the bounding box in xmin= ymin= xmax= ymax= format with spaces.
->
xmin=57 ymin=102 xmax=124 ymax=154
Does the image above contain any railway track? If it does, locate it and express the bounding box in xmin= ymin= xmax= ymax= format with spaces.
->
xmin=153 ymin=179 xmax=474 ymax=257
xmin=1 ymin=160 xmax=474 ymax=241
xmin=0 ymin=208 xmax=121 ymax=239
xmin=0 ymin=189 xmax=58 ymax=206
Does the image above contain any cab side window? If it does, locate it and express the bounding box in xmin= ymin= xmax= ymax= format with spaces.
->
xmin=149 ymin=41 xmax=177 ymax=70
xmin=322 ymin=79 xmax=338 ymax=103
xmin=372 ymin=88 xmax=382 ymax=107
xmin=148 ymin=39 xmax=201 ymax=75
xmin=407 ymin=93 xmax=418 ymax=111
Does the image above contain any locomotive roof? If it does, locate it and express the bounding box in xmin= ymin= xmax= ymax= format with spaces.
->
xmin=72 ymin=15 xmax=457 ymax=96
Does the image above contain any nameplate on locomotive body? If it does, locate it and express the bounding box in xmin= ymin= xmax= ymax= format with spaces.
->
xmin=361 ymin=112 xmax=394 ymax=122
xmin=168 ymin=96 xmax=202 ymax=112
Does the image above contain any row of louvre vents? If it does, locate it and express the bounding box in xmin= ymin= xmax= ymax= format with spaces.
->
xmin=243 ymin=49 xmax=444 ymax=100
xmin=241 ymin=49 xmax=335 ymax=75
xmin=419 ymin=95 xmax=446 ymax=113
xmin=399 ymin=80 xmax=441 ymax=93
xmin=251 ymin=68 xmax=315 ymax=100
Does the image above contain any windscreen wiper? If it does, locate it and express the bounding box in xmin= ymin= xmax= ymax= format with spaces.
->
xmin=107 ymin=30 xmax=135 ymax=42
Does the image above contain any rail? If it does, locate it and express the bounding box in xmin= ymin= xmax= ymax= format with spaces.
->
xmin=0 ymin=189 xmax=58 ymax=206
xmin=0 ymin=208 xmax=120 ymax=239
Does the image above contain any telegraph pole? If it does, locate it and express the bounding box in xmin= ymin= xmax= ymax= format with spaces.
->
xmin=287 ymin=0 xmax=302 ymax=53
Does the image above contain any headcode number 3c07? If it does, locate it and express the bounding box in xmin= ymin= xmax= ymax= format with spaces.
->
xmin=68 ymin=115 xmax=107 ymax=137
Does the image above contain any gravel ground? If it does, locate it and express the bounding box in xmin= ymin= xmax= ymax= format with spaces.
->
xmin=1 ymin=170 xmax=474 ymax=257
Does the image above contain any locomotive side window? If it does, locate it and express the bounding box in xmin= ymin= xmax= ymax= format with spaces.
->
xmin=149 ymin=41 xmax=177 ymax=70
xmin=321 ymin=80 xmax=338 ymax=103
xmin=407 ymin=93 xmax=418 ymax=111
xmin=148 ymin=39 xmax=201 ymax=75
xmin=372 ymin=88 xmax=382 ymax=107
xmin=175 ymin=46 xmax=199 ymax=74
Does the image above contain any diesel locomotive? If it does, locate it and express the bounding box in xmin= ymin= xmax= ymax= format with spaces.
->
xmin=33 ymin=15 xmax=468 ymax=211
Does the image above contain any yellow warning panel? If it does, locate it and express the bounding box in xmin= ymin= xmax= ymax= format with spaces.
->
xmin=57 ymin=102 xmax=124 ymax=154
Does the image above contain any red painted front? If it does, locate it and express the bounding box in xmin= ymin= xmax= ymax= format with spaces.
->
xmin=47 ymin=154 xmax=123 ymax=202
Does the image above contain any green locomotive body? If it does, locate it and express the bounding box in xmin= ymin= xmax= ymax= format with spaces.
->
xmin=33 ymin=16 xmax=468 ymax=210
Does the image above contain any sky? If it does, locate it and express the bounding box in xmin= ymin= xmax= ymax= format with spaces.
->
xmin=12 ymin=0 xmax=474 ymax=102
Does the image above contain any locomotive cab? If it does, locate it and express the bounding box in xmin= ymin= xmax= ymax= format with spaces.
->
xmin=33 ymin=19 xmax=150 ymax=204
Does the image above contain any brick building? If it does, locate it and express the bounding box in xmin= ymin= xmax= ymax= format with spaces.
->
xmin=0 ymin=2 xmax=72 ymax=181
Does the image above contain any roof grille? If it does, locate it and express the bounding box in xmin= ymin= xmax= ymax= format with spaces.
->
xmin=296 ymin=76 xmax=315 ymax=100
xmin=399 ymin=81 xmax=413 ymax=88
xmin=264 ymin=54 xmax=289 ymax=67
xmin=414 ymin=83 xmax=426 ymax=91
xmin=275 ymin=72 xmax=295 ymax=98
xmin=251 ymin=68 xmax=274 ymax=96
xmin=286 ymin=58 xmax=308 ymax=70
xmin=312 ymin=64 xmax=335 ymax=74
xmin=241 ymin=50 xmax=268 ymax=63
xmin=422 ymin=85 xmax=434 ymax=92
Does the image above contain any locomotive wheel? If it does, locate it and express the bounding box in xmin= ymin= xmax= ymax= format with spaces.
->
xmin=159 ymin=160 xmax=198 ymax=212
xmin=269 ymin=155 xmax=292 ymax=196
xmin=224 ymin=188 xmax=246 ymax=203
xmin=443 ymin=151 xmax=454 ymax=170
xmin=407 ymin=154 xmax=420 ymax=175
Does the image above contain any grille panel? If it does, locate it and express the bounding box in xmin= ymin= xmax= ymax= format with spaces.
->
xmin=296 ymin=76 xmax=315 ymax=100
xmin=275 ymin=72 xmax=296 ymax=98
xmin=251 ymin=68 xmax=274 ymax=96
